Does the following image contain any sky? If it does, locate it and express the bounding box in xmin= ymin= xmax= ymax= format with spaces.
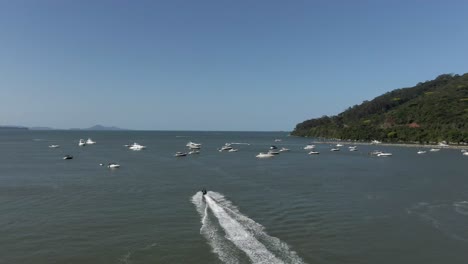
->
xmin=0 ymin=0 xmax=467 ymax=131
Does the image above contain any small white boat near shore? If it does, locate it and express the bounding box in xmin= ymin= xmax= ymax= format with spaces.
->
xmin=304 ymin=144 xmax=315 ymax=150
xmin=256 ymin=152 xmax=274 ymax=158
xmin=430 ymin=148 xmax=441 ymax=152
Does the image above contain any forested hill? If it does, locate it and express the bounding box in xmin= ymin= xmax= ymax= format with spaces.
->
xmin=292 ymin=73 xmax=468 ymax=143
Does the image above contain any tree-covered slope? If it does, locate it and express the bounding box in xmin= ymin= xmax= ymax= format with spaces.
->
xmin=292 ymin=73 xmax=468 ymax=143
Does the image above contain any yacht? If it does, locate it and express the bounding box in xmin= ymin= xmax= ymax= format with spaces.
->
xmin=304 ymin=144 xmax=315 ymax=150
xmin=377 ymin=152 xmax=392 ymax=157
xmin=228 ymin=148 xmax=238 ymax=152
xmin=336 ymin=143 xmax=343 ymax=147
xmin=331 ymin=148 xmax=340 ymax=152
xmin=279 ymin=147 xmax=290 ymax=152
xmin=268 ymin=150 xmax=280 ymax=155
xmin=175 ymin=152 xmax=188 ymax=157
xmin=417 ymin=150 xmax=427 ymax=154
xmin=107 ymin=163 xmax=120 ymax=168
xmin=188 ymin=150 xmax=200 ymax=155
xmin=49 ymin=144 xmax=60 ymax=148
xmin=308 ymin=151 xmax=320 ymax=155
xmin=349 ymin=146 xmax=358 ymax=151
xmin=78 ymin=139 xmax=86 ymax=146
xmin=128 ymin=142 xmax=146 ymax=151
xmin=219 ymin=144 xmax=233 ymax=152
xmin=256 ymin=152 xmax=274 ymax=158
xmin=63 ymin=155 xmax=73 ymax=160
xmin=186 ymin=141 xmax=202 ymax=149
xmin=86 ymin=138 xmax=96 ymax=145
xmin=429 ymin=148 xmax=441 ymax=152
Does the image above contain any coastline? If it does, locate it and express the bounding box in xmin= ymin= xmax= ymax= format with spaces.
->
xmin=308 ymin=140 xmax=468 ymax=150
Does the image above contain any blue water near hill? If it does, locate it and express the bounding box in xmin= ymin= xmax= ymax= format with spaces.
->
xmin=0 ymin=131 xmax=467 ymax=263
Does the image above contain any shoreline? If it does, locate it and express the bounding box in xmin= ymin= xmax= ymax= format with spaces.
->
xmin=309 ymin=140 xmax=468 ymax=150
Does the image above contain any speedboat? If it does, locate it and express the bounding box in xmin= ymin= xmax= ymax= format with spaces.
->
xmin=78 ymin=139 xmax=86 ymax=146
xmin=417 ymin=150 xmax=427 ymax=154
xmin=308 ymin=151 xmax=320 ymax=155
xmin=128 ymin=142 xmax=146 ymax=151
xmin=304 ymin=144 xmax=315 ymax=150
xmin=228 ymin=148 xmax=238 ymax=152
xmin=256 ymin=152 xmax=274 ymax=158
xmin=107 ymin=163 xmax=120 ymax=168
xmin=377 ymin=152 xmax=392 ymax=157
xmin=219 ymin=144 xmax=233 ymax=152
xmin=370 ymin=150 xmax=382 ymax=156
xmin=331 ymin=148 xmax=340 ymax=151
xmin=371 ymin=140 xmax=381 ymax=144
xmin=175 ymin=152 xmax=187 ymax=157
xmin=268 ymin=150 xmax=280 ymax=155
xmin=279 ymin=147 xmax=290 ymax=152
xmin=349 ymin=146 xmax=358 ymax=151
xmin=463 ymin=152 xmax=468 ymax=156
xmin=430 ymin=148 xmax=441 ymax=152
xmin=188 ymin=150 xmax=200 ymax=155
xmin=270 ymin=145 xmax=278 ymax=150
xmin=186 ymin=141 xmax=202 ymax=149
xmin=336 ymin=143 xmax=343 ymax=147
xmin=49 ymin=144 xmax=60 ymax=148
xmin=86 ymin=138 xmax=96 ymax=145
xmin=63 ymin=155 xmax=73 ymax=160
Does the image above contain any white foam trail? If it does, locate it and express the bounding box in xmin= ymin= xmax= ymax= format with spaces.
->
xmin=193 ymin=191 xmax=306 ymax=264
xmin=192 ymin=192 xmax=241 ymax=264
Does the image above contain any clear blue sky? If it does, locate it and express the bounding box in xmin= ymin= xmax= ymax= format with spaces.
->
xmin=1 ymin=0 xmax=467 ymax=131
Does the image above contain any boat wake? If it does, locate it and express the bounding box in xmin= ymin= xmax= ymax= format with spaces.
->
xmin=191 ymin=191 xmax=305 ymax=264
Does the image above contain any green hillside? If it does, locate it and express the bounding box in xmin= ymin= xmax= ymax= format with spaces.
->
xmin=292 ymin=73 xmax=468 ymax=144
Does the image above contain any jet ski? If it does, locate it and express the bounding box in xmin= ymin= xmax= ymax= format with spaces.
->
xmin=201 ymin=189 xmax=207 ymax=195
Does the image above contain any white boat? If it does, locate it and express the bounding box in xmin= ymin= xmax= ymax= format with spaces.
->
xmin=304 ymin=144 xmax=315 ymax=150
xmin=186 ymin=141 xmax=201 ymax=149
xmin=175 ymin=152 xmax=187 ymax=157
xmin=463 ymin=152 xmax=468 ymax=156
xmin=336 ymin=143 xmax=343 ymax=147
xmin=417 ymin=150 xmax=427 ymax=154
xmin=274 ymin=139 xmax=282 ymax=142
xmin=270 ymin=145 xmax=278 ymax=150
xmin=438 ymin=142 xmax=449 ymax=147
xmin=188 ymin=150 xmax=200 ymax=155
xmin=86 ymin=138 xmax=96 ymax=145
xmin=256 ymin=152 xmax=274 ymax=158
xmin=268 ymin=150 xmax=280 ymax=155
xmin=107 ymin=163 xmax=120 ymax=168
xmin=331 ymin=148 xmax=340 ymax=152
xmin=78 ymin=139 xmax=86 ymax=146
xmin=430 ymin=148 xmax=441 ymax=152
xmin=371 ymin=140 xmax=381 ymax=144
xmin=377 ymin=152 xmax=392 ymax=157
xmin=461 ymin=149 xmax=467 ymax=153
xmin=128 ymin=142 xmax=146 ymax=151
xmin=279 ymin=147 xmax=290 ymax=152
xmin=228 ymin=149 xmax=238 ymax=152
xmin=63 ymin=155 xmax=73 ymax=160
xmin=49 ymin=144 xmax=60 ymax=148
xmin=348 ymin=146 xmax=357 ymax=149
xmin=219 ymin=144 xmax=233 ymax=151
xmin=308 ymin=151 xmax=320 ymax=155
xmin=349 ymin=146 xmax=358 ymax=151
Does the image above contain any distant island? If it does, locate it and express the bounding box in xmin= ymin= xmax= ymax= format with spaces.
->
xmin=0 ymin=126 xmax=29 ymax=131
xmin=292 ymin=73 xmax=468 ymax=144
xmin=28 ymin=125 xmax=128 ymax=131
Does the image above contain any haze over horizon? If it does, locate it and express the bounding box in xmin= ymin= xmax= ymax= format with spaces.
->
xmin=1 ymin=0 xmax=467 ymax=131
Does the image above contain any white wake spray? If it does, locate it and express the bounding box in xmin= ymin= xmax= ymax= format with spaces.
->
xmin=192 ymin=191 xmax=306 ymax=264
